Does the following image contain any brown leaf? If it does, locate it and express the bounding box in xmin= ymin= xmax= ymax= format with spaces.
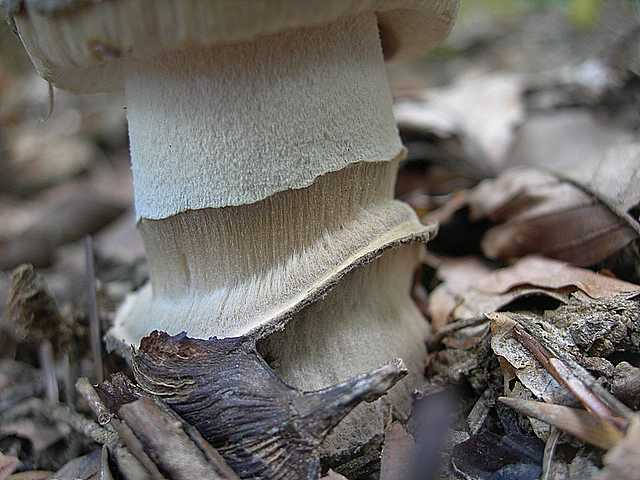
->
xmin=509 ymin=111 xmax=640 ymax=229
xmin=469 ymin=110 xmax=640 ymax=267
xmin=394 ymin=72 xmax=524 ymax=170
xmin=475 ymin=256 xmax=640 ymax=298
xmin=0 ymin=184 xmax=127 ymax=270
xmin=429 ymin=255 xmax=640 ymax=330
xmin=427 ymin=256 xmax=573 ymax=329
xmin=0 ymin=419 xmax=68 ymax=453
xmin=2 ymin=128 xmax=95 ymax=195
xmin=468 ymin=167 xmax=637 ymax=266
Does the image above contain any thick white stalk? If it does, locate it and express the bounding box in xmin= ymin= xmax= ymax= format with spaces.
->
xmin=111 ymin=12 xmax=434 ymax=459
xmin=111 ymin=158 xmax=432 ymax=343
xmin=124 ymin=12 xmax=402 ymax=219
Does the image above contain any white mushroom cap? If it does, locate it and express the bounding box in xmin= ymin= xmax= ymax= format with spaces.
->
xmin=9 ymin=0 xmax=458 ymax=93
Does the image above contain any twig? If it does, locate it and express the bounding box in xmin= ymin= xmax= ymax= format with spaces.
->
xmin=62 ymin=352 xmax=75 ymax=407
xmin=84 ymin=236 xmax=104 ymax=384
xmin=100 ymin=445 xmax=114 ymax=480
xmin=427 ymin=314 xmax=488 ymax=350
xmin=38 ymin=340 xmax=58 ymax=403
xmin=44 ymin=81 xmax=54 ymax=121
xmin=76 ymin=377 xmax=113 ymax=426
xmin=76 ymin=378 xmax=153 ymax=479
xmin=541 ymin=427 xmax=560 ymax=480
xmin=118 ymin=398 xmax=240 ymax=479
xmin=2 ymin=397 xmax=117 ymax=446
xmin=512 ymin=325 xmax=627 ymax=431
xmin=499 ymin=397 xmax=624 ymax=450
xmin=110 ymin=416 xmax=167 ymax=480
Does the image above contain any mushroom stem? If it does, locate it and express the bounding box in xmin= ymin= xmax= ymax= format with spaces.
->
xmin=124 ymin=12 xmax=401 ymax=219
xmin=113 ymin=159 xmax=428 ymax=340
xmin=110 ymin=12 xmax=435 ymax=459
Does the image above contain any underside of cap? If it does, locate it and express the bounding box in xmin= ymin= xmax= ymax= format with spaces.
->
xmin=10 ymin=0 xmax=458 ymax=93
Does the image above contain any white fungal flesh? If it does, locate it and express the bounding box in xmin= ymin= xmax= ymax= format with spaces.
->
xmin=110 ymin=158 xmax=435 ymax=345
xmin=105 ymin=13 xmax=437 ymax=457
xmin=260 ymin=244 xmax=429 ymax=456
xmin=125 ymin=13 xmax=402 ymax=218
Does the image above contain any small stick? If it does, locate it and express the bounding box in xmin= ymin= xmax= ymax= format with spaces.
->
xmin=2 ymin=397 xmax=116 ymax=446
xmin=85 ymin=236 xmax=104 ymax=384
xmin=76 ymin=377 xmax=114 ymax=426
xmin=541 ymin=427 xmax=560 ymax=480
xmin=61 ymin=352 xmax=75 ymax=407
xmin=499 ymin=397 xmax=624 ymax=450
xmin=110 ymin=417 xmax=168 ymax=480
xmin=512 ymin=325 xmax=627 ymax=431
xmin=100 ymin=445 xmax=114 ymax=480
xmin=39 ymin=340 xmax=59 ymax=403
xmin=76 ymin=378 xmax=155 ymax=478
xmin=427 ymin=314 xmax=488 ymax=350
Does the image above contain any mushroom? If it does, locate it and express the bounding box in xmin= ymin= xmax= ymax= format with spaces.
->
xmin=7 ymin=0 xmax=457 ymax=460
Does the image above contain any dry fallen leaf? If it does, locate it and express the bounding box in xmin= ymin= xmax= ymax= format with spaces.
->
xmin=468 ymin=168 xmax=637 ymax=266
xmin=510 ymin=112 xmax=640 ymax=229
xmin=0 ymin=418 xmax=69 ymax=453
xmin=3 ymin=128 xmax=96 ymax=195
xmin=475 ymin=256 xmax=640 ymax=298
xmin=5 ymin=264 xmax=72 ymax=354
xmin=464 ymin=109 xmax=640 ymax=268
xmin=394 ymin=72 xmax=524 ymax=171
xmin=427 ymin=256 xmax=640 ymax=329
xmin=490 ymin=313 xmax=576 ymax=405
xmin=0 ymin=185 xmax=127 ymax=270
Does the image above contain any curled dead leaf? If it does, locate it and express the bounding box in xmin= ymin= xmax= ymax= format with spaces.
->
xmin=427 ymin=255 xmax=640 ymax=330
xmin=468 ymin=168 xmax=637 ymax=266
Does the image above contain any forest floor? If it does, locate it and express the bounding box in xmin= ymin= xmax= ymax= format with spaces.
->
xmin=1 ymin=1 xmax=640 ymax=479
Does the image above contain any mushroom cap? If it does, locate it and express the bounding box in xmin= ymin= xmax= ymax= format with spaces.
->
xmin=7 ymin=0 xmax=458 ymax=93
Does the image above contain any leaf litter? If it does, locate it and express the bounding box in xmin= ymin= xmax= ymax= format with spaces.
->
xmin=2 ymin=3 xmax=640 ymax=480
